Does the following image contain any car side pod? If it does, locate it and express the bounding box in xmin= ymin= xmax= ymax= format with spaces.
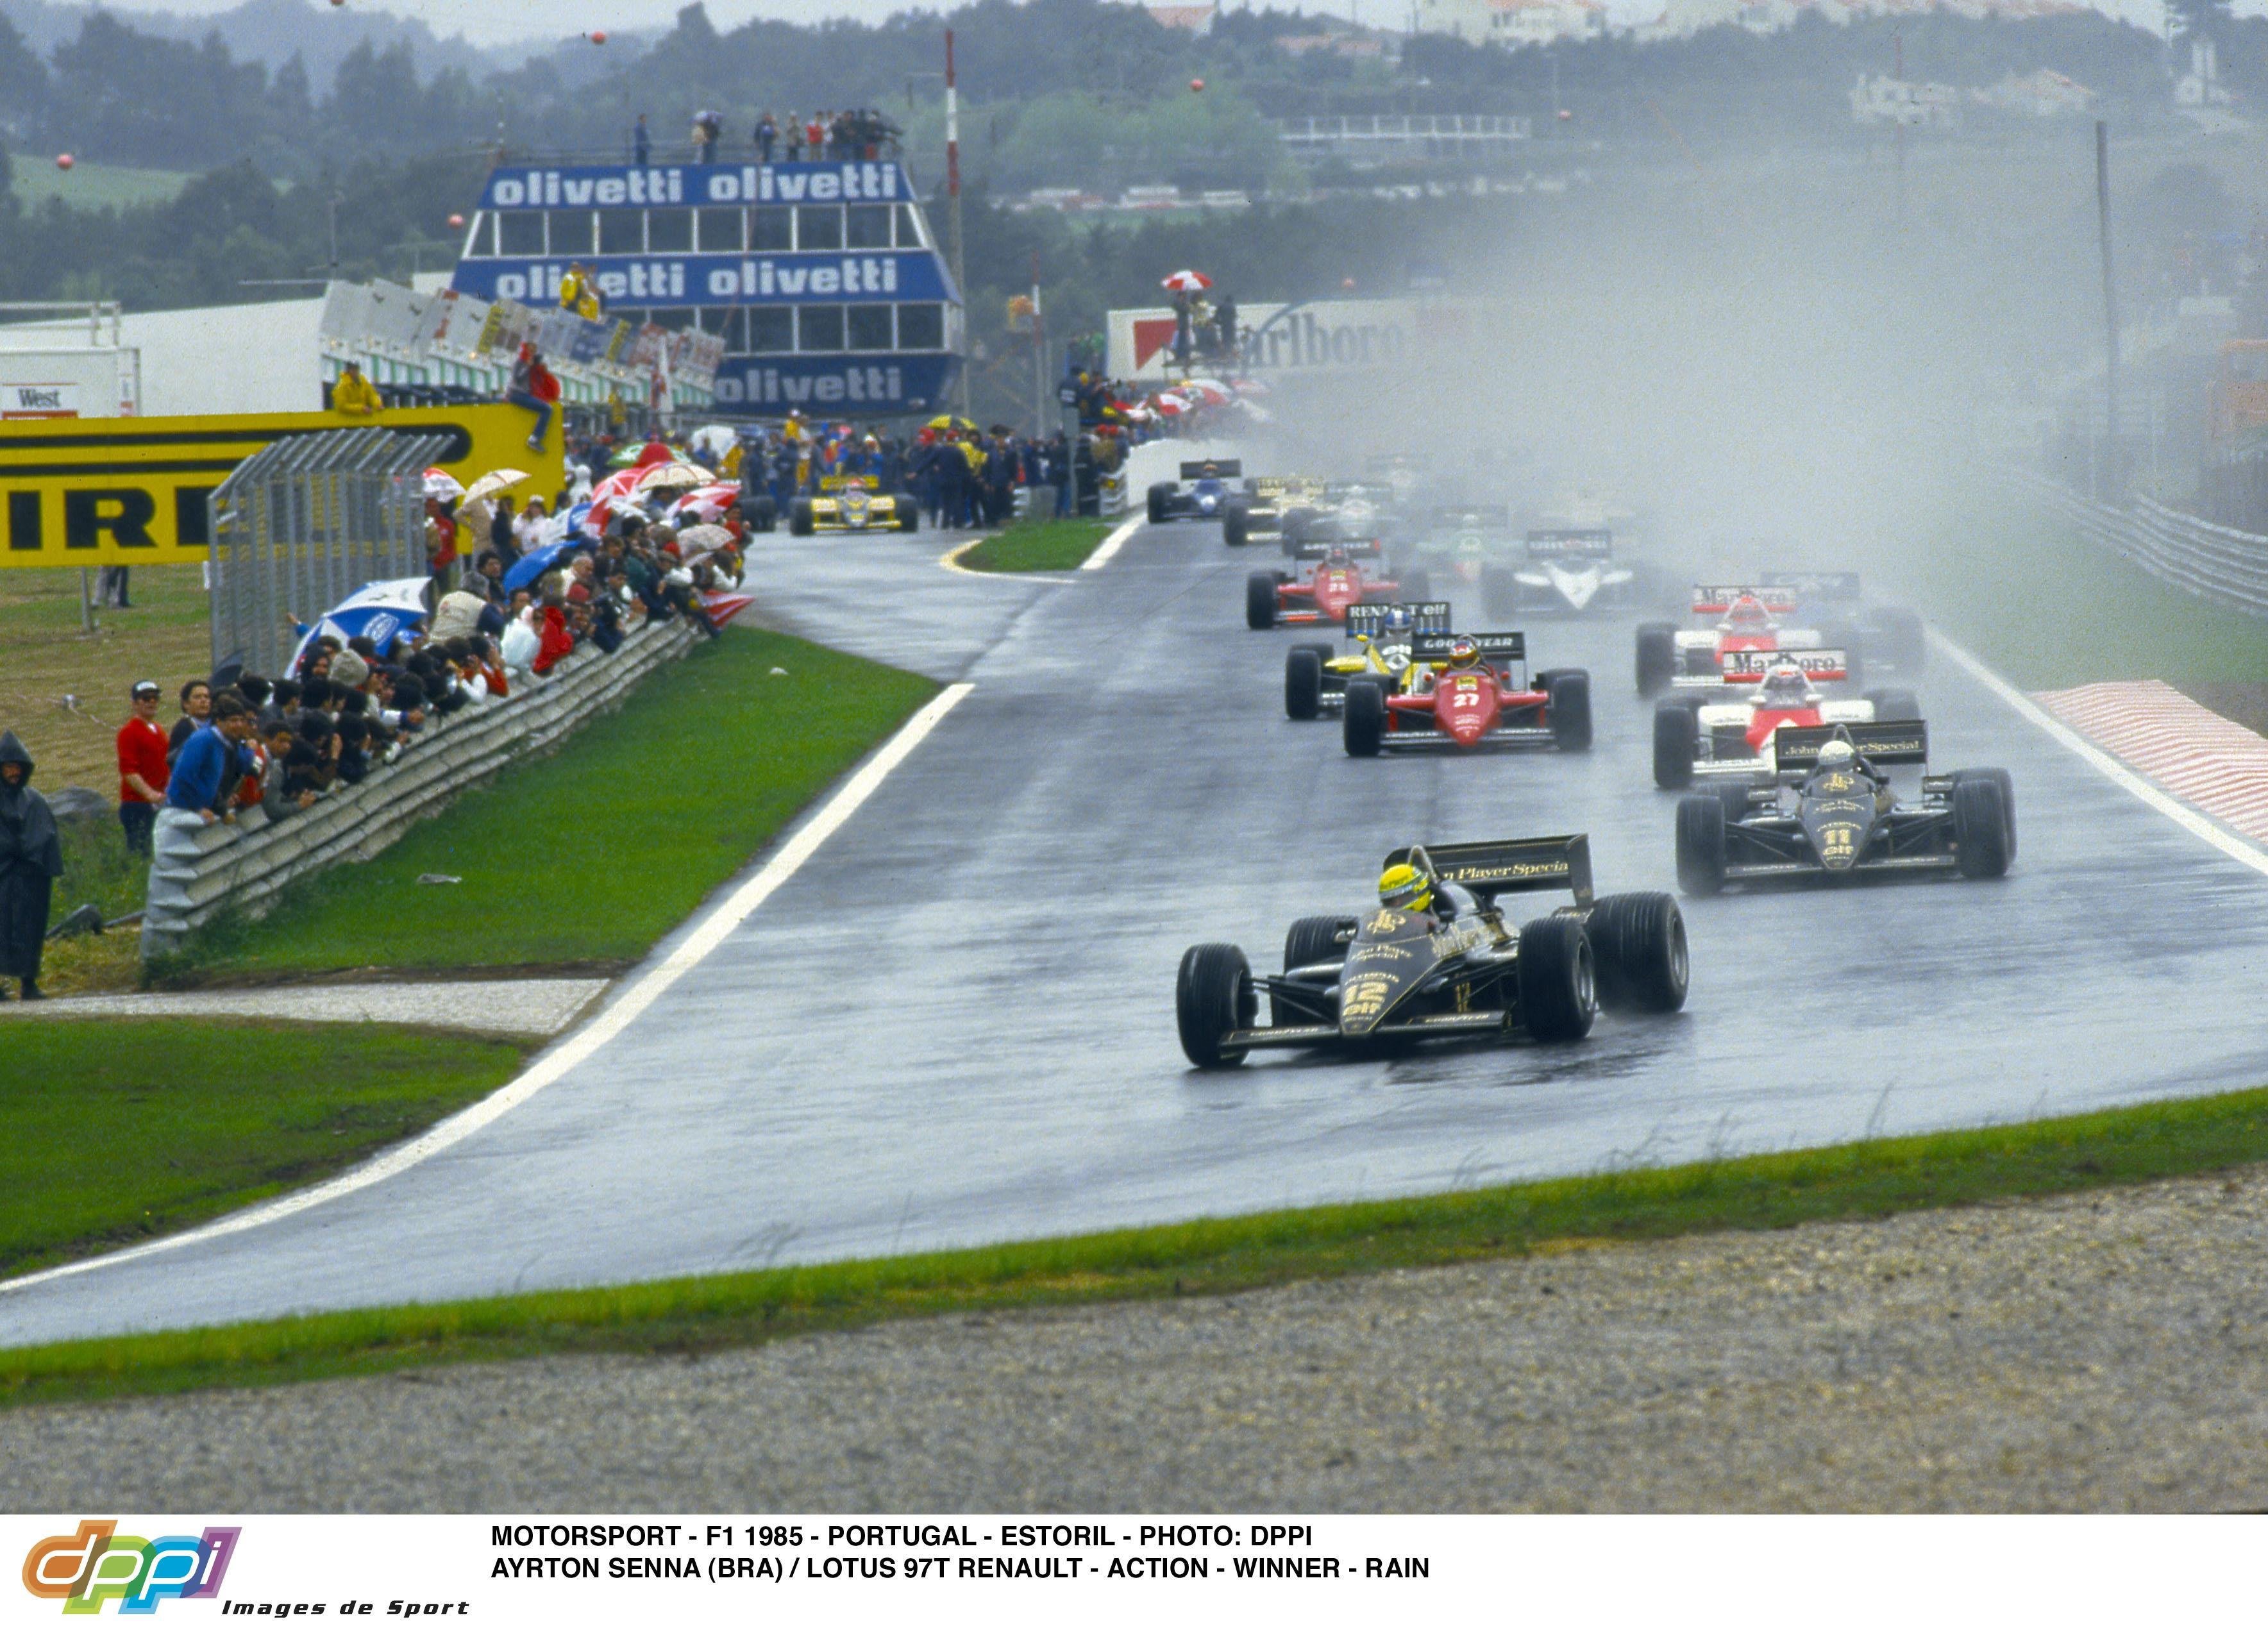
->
xmin=1177 ymin=943 xmax=1258 ymax=1068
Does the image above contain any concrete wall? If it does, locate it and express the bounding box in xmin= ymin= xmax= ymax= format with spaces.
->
xmin=119 ymin=298 xmax=327 ymax=417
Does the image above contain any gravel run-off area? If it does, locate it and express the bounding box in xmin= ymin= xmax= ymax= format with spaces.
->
xmin=8 ymin=1165 xmax=2268 ymax=1512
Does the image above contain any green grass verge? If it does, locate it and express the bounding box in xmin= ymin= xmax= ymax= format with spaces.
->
xmin=0 ymin=1020 xmax=523 ymax=1281
xmin=11 ymin=160 xmax=192 ymax=212
xmin=11 ymin=1081 xmax=2268 ymax=1408
xmin=166 ymin=629 xmax=936 ymax=980
xmin=1895 ymin=483 xmax=2268 ymax=691
xmin=959 ymin=516 xmax=1113 ymax=573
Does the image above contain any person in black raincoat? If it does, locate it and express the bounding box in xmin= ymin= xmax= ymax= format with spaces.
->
xmin=0 ymin=732 xmax=63 ymax=1000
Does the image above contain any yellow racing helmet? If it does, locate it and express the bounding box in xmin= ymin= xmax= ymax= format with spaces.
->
xmin=1377 ymin=862 xmax=1433 ymax=914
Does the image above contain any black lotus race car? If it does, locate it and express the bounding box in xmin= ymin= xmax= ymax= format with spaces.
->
xmin=1224 ymin=475 xmax=1326 ymax=548
xmin=1674 ymin=720 xmax=2014 ymax=896
xmin=1175 ymin=835 xmax=1690 ymax=1067
xmin=1147 ymin=460 xmax=1243 ymax=526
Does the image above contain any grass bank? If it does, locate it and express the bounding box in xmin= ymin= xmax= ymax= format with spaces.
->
xmin=0 ymin=1020 xmax=523 ymax=1280
xmin=165 ymin=628 xmax=934 ymax=982
xmin=12 ymin=1081 xmax=2268 ymax=1407
xmin=959 ymin=516 xmax=1113 ymax=573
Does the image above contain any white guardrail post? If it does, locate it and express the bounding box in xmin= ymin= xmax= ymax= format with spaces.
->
xmin=140 ymin=619 xmax=699 ymax=959
xmin=1997 ymin=467 xmax=2268 ymax=617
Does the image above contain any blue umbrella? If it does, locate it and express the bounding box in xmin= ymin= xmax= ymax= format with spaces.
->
xmin=503 ymin=539 xmax=576 ymax=593
xmin=290 ymin=576 xmax=432 ymax=671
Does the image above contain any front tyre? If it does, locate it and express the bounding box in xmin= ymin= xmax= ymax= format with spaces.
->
xmin=1863 ymin=687 xmax=1919 ymax=722
xmin=1548 ymin=670 xmax=1593 ymax=751
xmin=1343 ymin=679 xmax=1386 ymax=757
xmin=1635 ymin=621 xmax=1676 ymax=696
xmin=787 ymin=497 xmax=815 ymax=536
xmin=896 ymin=502 xmax=920 ymax=533
xmin=1285 ymin=647 xmax=1325 ymax=720
xmin=1176 ymin=943 xmax=1257 ymax=1069
xmin=1950 ymin=768 xmax=2017 ymax=860
xmin=1147 ymin=483 xmax=1173 ymax=525
xmin=1585 ymin=892 xmax=1690 ymax=1014
xmin=1245 ymin=571 xmax=1279 ymax=630
xmin=1652 ymin=699 xmax=1697 ymax=789
xmin=1516 ymin=914 xmax=1597 ymax=1042
xmin=1223 ymin=501 xmax=1250 ymax=548
xmin=1675 ymin=794 xmax=1727 ymax=896
xmin=1952 ymin=776 xmax=2011 ymax=878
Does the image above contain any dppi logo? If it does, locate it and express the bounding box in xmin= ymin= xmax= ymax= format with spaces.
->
xmin=22 ymin=1521 xmax=239 ymax=1615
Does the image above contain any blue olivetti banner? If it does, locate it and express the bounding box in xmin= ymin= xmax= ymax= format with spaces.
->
xmin=709 ymin=353 xmax=961 ymax=414
xmin=477 ymin=161 xmax=921 ymax=211
xmin=449 ymin=253 xmax=956 ymax=308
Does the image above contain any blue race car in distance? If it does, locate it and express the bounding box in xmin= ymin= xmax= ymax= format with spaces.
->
xmin=1148 ymin=459 xmax=1243 ymax=526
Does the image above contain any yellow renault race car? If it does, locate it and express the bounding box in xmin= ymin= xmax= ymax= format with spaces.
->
xmin=1284 ymin=600 xmax=1450 ymax=719
xmin=787 ymin=476 xmax=919 ymax=536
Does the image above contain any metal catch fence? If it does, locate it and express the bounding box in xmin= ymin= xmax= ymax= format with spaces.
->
xmin=207 ymin=426 xmax=451 ymax=678
xmin=2003 ymin=466 xmax=2268 ymax=617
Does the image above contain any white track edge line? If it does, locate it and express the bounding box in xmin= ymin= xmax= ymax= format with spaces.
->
xmin=0 ymin=682 xmax=977 ymax=1301
xmin=1930 ymin=628 xmax=2268 ymax=879
xmin=1079 ymin=514 xmax=1143 ymax=573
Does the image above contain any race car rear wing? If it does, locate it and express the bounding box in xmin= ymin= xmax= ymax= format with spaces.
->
xmin=1385 ymin=835 xmax=1595 ymax=909
xmin=1692 ymin=584 xmax=1799 ymax=616
xmin=1716 ymin=647 xmax=1851 ymax=684
xmin=1761 ymin=569 xmax=1862 ymax=601
xmin=1411 ymin=630 xmax=1524 ymax=663
xmin=1432 ymin=505 xmax=1511 ymax=528
xmin=1179 ymin=460 xmax=1241 ymax=480
xmin=1774 ymin=720 xmax=1930 ymax=773
xmin=1527 ymin=528 xmax=1613 ymax=559
xmin=1292 ymin=537 xmax=1384 ymax=560
xmin=1346 ymin=601 xmax=1451 ymax=639
xmin=1248 ymin=475 xmax=1324 ymax=498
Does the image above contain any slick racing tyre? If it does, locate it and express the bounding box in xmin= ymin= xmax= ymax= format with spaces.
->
xmin=1516 ymin=914 xmax=1597 ymax=1043
xmin=1952 ymin=775 xmax=2013 ymax=877
xmin=1224 ymin=501 xmax=1250 ymax=548
xmin=1246 ymin=571 xmax=1279 ymax=630
xmin=896 ymin=499 xmax=921 ymax=533
xmin=1283 ymin=914 xmax=1357 ymax=973
xmin=1863 ymin=687 xmax=1920 ymax=722
xmin=1652 ymin=699 xmax=1698 ymax=789
xmin=1950 ymin=767 xmax=2017 ymax=859
xmin=748 ymin=496 xmax=778 ymax=533
xmin=1147 ymin=483 xmax=1174 ymax=525
xmin=1483 ymin=565 xmax=1522 ymax=621
xmin=1343 ymin=679 xmax=1386 ymax=757
xmin=1634 ymin=622 xmax=1677 ymax=697
xmin=1584 ymin=893 xmax=1690 ymax=1014
xmin=1177 ymin=943 xmax=1257 ymax=1069
xmin=1675 ymin=793 xmax=1727 ymax=897
xmin=1285 ymin=646 xmax=1327 ymax=720
xmin=787 ymin=497 xmax=815 ymax=536
xmin=1548 ymin=670 xmax=1593 ymax=752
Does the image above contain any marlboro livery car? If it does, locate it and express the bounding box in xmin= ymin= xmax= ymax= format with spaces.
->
xmin=1652 ymin=650 xmax=1917 ymax=789
xmin=1343 ymin=629 xmax=1592 ymax=757
xmin=1174 ymin=835 xmax=1690 ymax=1067
xmin=1484 ymin=528 xmax=1643 ymax=619
xmin=1284 ymin=601 xmax=1452 ymax=720
xmin=787 ymin=476 xmax=918 ymax=536
xmin=1758 ymin=570 xmax=1928 ymax=676
xmin=1248 ymin=543 xmax=1419 ymax=629
xmin=1633 ymin=583 xmax=1849 ymax=696
xmin=1147 ymin=460 xmax=1243 ymax=525
xmin=1674 ymin=721 xmax=2013 ymax=895
xmin=1225 ymin=475 xmax=1326 ymax=548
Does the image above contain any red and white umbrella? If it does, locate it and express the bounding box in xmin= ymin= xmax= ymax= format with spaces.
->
xmin=1181 ymin=379 xmax=1234 ymax=407
xmin=1152 ymin=392 xmax=1190 ymax=416
xmin=1160 ymin=269 xmax=1213 ymax=293
xmin=666 ymin=483 xmax=741 ymax=523
xmin=423 ymin=467 xmax=464 ymax=501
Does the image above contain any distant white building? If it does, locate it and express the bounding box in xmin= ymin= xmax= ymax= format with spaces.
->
xmin=1413 ymin=0 xmax=1606 ymax=47
xmin=1145 ymin=3 xmax=1216 ymax=32
xmin=1851 ymin=72 xmax=1961 ymax=128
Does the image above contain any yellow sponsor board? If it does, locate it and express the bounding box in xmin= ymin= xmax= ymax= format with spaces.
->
xmin=0 ymin=405 xmax=557 ymax=567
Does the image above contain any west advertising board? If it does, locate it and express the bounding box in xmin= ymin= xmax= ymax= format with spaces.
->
xmin=0 ymin=403 xmax=541 ymax=567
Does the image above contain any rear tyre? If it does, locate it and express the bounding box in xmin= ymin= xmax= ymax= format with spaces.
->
xmin=1283 ymin=914 xmax=1357 ymax=973
xmin=1281 ymin=508 xmax=1315 ymax=555
xmin=1951 ymin=768 xmax=2017 ymax=859
xmin=1548 ymin=669 xmax=1593 ymax=751
xmin=1285 ymin=648 xmax=1325 ymax=720
xmin=750 ymin=496 xmax=778 ymax=533
xmin=788 ymin=497 xmax=814 ymax=536
xmin=1864 ymin=687 xmax=1920 ymax=722
xmin=1675 ymin=793 xmax=1727 ymax=896
xmin=1585 ymin=892 xmax=1690 ymax=1014
xmin=1343 ymin=679 xmax=1386 ymax=757
xmin=1635 ymin=622 xmax=1677 ymax=696
xmin=1483 ymin=564 xmax=1522 ymax=620
xmin=1176 ymin=943 xmax=1257 ymax=1069
xmin=1952 ymin=775 xmax=2013 ymax=877
xmin=896 ymin=502 xmax=920 ymax=534
xmin=1870 ymin=606 xmax=1927 ymax=674
xmin=1516 ymin=914 xmax=1597 ymax=1043
xmin=1652 ymin=700 xmax=1697 ymax=789
xmin=1223 ymin=501 xmax=1250 ymax=548
xmin=1147 ymin=483 xmax=1173 ymax=525
xmin=1399 ymin=567 xmax=1432 ymax=604
xmin=1245 ymin=571 xmax=1278 ymax=630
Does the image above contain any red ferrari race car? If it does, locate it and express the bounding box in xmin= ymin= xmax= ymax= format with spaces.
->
xmin=1247 ymin=543 xmax=1428 ymax=630
xmin=1343 ymin=630 xmax=1592 ymax=757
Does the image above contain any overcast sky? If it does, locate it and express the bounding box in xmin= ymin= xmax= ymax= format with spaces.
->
xmin=71 ymin=0 xmax=2178 ymax=49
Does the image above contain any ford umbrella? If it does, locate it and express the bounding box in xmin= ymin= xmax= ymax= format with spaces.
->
xmin=290 ymin=576 xmax=433 ymax=671
xmin=1161 ymin=269 xmax=1213 ymax=292
xmin=503 ymin=539 xmax=578 ymax=594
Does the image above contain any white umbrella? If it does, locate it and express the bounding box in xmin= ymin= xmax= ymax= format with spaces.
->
xmin=423 ymin=467 xmax=464 ymax=501
xmin=634 ymin=460 xmax=715 ymax=492
xmin=461 ymin=467 xmax=532 ymax=506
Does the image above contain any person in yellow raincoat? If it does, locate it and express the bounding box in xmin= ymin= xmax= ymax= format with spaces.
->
xmin=330 ymin=361 xmax=381 ymax=416
xmin=557 ymin=264 xmax=585 ymax=313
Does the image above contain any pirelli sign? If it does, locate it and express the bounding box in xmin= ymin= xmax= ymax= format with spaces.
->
xmin=0 ymin=405 xmax=543 ymax=567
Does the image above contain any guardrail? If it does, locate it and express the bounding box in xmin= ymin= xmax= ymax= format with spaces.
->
xmin=141 ymin=619 xmax=698 ymax=959
xmin=2001 ymin=467 xmax=2268 ymax=616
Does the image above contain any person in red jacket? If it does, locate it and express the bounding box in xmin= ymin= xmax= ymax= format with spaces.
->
xmin=532 ymin=601 xmax=575 ymax=675
xmin=116 ymin=679 xmax=169 ymax=855
xmin=508 ymin=344 xmax=560 ymax=453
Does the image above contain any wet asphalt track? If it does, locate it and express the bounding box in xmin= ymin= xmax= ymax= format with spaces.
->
xmin=8 ymin=518 xmax=2268 ymax=1346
